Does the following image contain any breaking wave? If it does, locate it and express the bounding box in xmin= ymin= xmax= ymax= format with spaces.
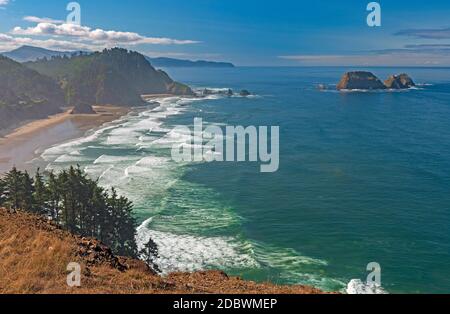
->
xmin=36 ymin=90 xmax=344 ymax=292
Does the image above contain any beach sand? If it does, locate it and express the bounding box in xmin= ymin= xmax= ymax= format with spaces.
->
xmin=0 ymin=105 xmax=131 ymax=174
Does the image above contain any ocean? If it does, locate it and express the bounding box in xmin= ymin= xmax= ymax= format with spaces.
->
xmin=33 ymin=67 xmax=450 ymax=293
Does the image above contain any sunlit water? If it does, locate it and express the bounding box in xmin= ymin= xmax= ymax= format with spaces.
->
xmin=34 ymin=67 xmax=450 ymax=293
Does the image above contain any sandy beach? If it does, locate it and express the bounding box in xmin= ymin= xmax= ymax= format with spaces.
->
xmin=0 ymin=105 xmax=131 ymax=174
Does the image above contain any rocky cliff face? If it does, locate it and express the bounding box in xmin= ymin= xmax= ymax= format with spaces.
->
xmin=336 ymin=71 xmax=386 ymax=90
xmin=384 ymin=74 xmax=415 ymax=89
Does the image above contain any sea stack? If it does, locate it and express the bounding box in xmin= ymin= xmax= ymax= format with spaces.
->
xmin=336 ymin=71 xmax=386 ymax=90
xmin=70 ymin=103 xmax=96 ymax=114
xmin=384 ymin=74 xmax=416 ymax=89
xmin=240 ymin=89 xmax=251 ymax=97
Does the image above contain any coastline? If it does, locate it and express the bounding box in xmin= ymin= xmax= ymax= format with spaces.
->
xmin=0 ymin=105 xmax=131 ymax=174
xmin=0 ymin=95 xmax=330 ymax=294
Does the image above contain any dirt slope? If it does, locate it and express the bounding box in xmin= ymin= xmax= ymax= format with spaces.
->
xmin=0 ymin=208 xmax=325 ymax=294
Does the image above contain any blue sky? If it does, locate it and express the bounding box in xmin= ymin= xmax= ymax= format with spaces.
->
xmin=1 ymin=0 xmax=450 ymax=65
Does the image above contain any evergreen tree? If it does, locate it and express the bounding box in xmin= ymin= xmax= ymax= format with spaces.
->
xmin=1 ymin=166 xmax=141 ymax=259
xmin=3 ymin=167 xmax=24 ymax=211
xmin=0 ymin=177 xmax=5 ymax=206
xmin=20 ymin=171 xmax=34 ymax=212
xmin=47 ymin=171 xmax=61 ymax=220
xmin=88 ymin=184 xmax=108 ymax=240
xmin=58 ymin=170 xmax=72 ymax=230
xmin=33 ymin=169 xmax=48 ymax=215
xmin=139 ymin=238 xmax=160 ymax=273
xmin=114 ymin=194 xmax=138 ymax=257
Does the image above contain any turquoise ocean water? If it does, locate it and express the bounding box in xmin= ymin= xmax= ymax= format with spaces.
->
xmin=34 ymin=67 xmax=450 ymax=293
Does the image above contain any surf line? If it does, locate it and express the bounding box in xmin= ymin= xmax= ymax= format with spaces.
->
xmin=171 ymin=118 xmax=279 ymax=173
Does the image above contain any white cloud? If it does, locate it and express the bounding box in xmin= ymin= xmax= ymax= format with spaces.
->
xmin=0 ymin=32 xmax=104 ymax=52
xmin=1 ymin=13 xmax=200 ymax=53
xmin=23 ymin=16 xmax=65 ymax=24
xmin=11 ymin=22 xmax=200 ymax=45
xmin=0 ymin=0 xmax=9 ymax=6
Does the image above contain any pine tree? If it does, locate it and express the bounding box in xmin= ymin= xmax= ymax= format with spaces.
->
xmin=115 ymin=195 xmax=138 ymax=257
xmin=0 ymin=177 xmax=6 ymax=206
xmin=47 ymin=171 xmax=61 ymax=221
xmin=88 ymin=184 xmax=108 ymax=239
xmin=33 ymin=169 xmax=48 ymax=215
xmin=58 ymin=170 xmax=71 ymax=230
xmin=66 ymin=166 xmax=80 ymax=233
xmin=20 ymin=171 xmax=34 ymax=212
xmin=74 ymin=166 xmax=90 ymax=235
xmin=139 ymin=238 xmax=160 ymax=273
xmin=106 ymin=188 xmax=138 ymax=257
xmin=3 ymin=167 xmax=23 ymax=212
xmin=1 ymin=166 xmax=140 ymax=259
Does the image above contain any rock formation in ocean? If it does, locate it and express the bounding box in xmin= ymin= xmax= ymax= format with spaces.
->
xmin=336 ymin=71 xmax=416 ymax=91
xmin=384 ymin=73 xmax=416 ymax=89
xmin=70 ymin=103 xmax=96 ymax=114
xmin=201 ymin=88 xmax=234 ymax=97
xmin=240 ymin=89 xmax=251 ymax=97
xmin=336 ymin=71 xmax=386 ymax=90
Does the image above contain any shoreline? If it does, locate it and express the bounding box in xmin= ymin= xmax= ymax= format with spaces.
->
xmin=0 ymin=105 xmax=131 ymax=174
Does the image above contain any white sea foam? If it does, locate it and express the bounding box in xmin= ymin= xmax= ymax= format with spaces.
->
xmin=93 ymin=155 xmax=138 ymax=164
xmin=136 ymin=218 xmax=259 ymax=274
xmin=346 ymin=279 xmax=388 ymax=294
xmin=41 ymin=124 xmax=117 ymax=161
xmin=122 ymin=157 xmax=171 ymax=181
xmin=53 ymin=154 xmax=91 ymax=164
xmin=37 ymin=90 xmax=344 ymax=291
xmin=135 ymin=156 xmax=169 ymax=167
xmin=335 ymin=86 xmax=423 ymax=93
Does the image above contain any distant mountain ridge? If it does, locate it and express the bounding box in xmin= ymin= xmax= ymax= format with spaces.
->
xmin=1 ymin=45 xmax=85 ymax=63
xmin=146 ymin=56 xmax=235 ymax=68
xmin=1 ymin=46 xmax=235 ymax=68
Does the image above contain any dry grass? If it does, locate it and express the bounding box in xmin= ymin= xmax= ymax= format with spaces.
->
xmin=0 ymin=208 xmax=327 ymax=294
xmin=0 ymin=209 xmax=81 ymax=293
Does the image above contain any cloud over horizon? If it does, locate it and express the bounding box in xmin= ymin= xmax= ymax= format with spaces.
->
xmin=279 ymin=50 xmax=450 ymax=66
xmin=23 ymin=16 xmax=65 ymax=24
xmin=11 ymin=21 xmax=200 ymax=46
xmin=0 ymin=33 xmax=97 ymax=51
xmin=0 ymin=14 xmax=200 ymax=53
xmin=395 ymin=27 xmax=450 ymax=39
